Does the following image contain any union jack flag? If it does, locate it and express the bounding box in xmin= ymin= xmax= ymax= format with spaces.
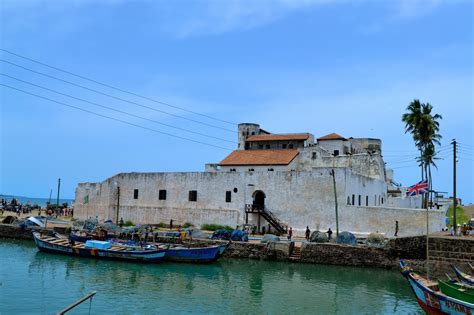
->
xmin=406 ymin=179 xmax=429 ymax=196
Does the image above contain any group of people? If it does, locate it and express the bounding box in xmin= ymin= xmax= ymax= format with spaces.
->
xmin=0 ymin=198 xmax=74 ymax=218
xmin=449 ymin=223 xmax=473 ymax=236
xmin=1 ymin=198 xmax=35 ymax=215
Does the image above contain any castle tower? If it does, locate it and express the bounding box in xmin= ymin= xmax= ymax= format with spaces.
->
xmin=238 ymin=123 xmax=260 ymax=150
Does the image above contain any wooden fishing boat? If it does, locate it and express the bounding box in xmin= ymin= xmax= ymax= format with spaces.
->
xmin=71 ymin=233 xmax=229 ymax=263
xmin=439 ymin=280 xmax=474 ymax=304
xmin=33 ymin=231 xmax=168 ymax=263
xmin=400 ymin=261 xmax=474 ymax=314
xmin=452 ymin=265 xmax=474 ymax=286
xmin=164 ymin=243 xmax=227 ymax=263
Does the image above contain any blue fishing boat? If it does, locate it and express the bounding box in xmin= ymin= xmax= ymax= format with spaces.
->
xmin=33 ymin=231 xmax=168 ymax=263
xmin=452 ymin=265 xmax=474 ymax=286
xmin=164 ymin=243 xmax=228 ymax=263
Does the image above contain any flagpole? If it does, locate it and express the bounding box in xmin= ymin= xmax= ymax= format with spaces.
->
xmin=426 ymin=192 xmax=429 ymax=280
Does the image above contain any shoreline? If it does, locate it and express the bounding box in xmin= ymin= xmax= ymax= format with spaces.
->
xmin=1 ymin=223 xmax=472 ymax=279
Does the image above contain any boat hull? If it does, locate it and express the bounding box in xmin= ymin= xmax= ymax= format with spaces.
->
xmin=439 ymin=280 xmax=474 ymax=304
xmin=453 ymin=266 xmax=474 ymax=286
xmin=33 ymin=232 xmax=166 ymax=263
xmin=165 ymin=244 xmax=225 ymax=263
xmin=400 ymin=261 xmax=474 ymax=315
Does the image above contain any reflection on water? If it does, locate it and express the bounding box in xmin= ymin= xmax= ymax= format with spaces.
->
xmin=0 ymin=239 xmax=422 ymax=314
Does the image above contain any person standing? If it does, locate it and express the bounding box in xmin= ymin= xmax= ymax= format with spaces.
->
xmin=394 ymin=221 xmax=399 ymax=237
xmin=169 ymin=219 xmax=174 ymax=230
xmin=287 ymin=227 xmax=293 ymax=241
xmin=305 ymin=226 xmax=311 ymax=241
xmin=327 ymin=228 xmax=333 ymax=240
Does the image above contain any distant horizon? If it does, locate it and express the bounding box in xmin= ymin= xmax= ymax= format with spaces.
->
xmin=0 ymin=193 xmax=74 ymax=202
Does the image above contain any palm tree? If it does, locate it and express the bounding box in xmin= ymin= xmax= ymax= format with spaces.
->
xmin=402 ymin=100 xmax=442 ymax=206
xmin=402 ymin=99 xmax=424 ymax=178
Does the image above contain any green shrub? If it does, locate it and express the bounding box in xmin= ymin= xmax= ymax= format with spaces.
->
xmin=156 ymin=222 xmax=167 ymax=228
xmin=447 ymin=206 xmax=470 ymax=226
xmin=201 ymin=223 xmax=233 ymax=231
xmin=124 ymin=220 xmax=134 ymax=227
xmin=183 ymin=222 xmax=194 ymax=228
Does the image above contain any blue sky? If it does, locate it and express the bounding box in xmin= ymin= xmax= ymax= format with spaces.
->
xmin=1 ymin=0 xmax=473 ymax=203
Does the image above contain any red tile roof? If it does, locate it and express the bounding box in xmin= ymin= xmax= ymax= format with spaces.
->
xmin=246 ymin=133 xmax=310 ymax=142
xmin=219 ymin=149 xmax=299 ymax=166
xmin=317 ymin=133 xmax=346 ymax=141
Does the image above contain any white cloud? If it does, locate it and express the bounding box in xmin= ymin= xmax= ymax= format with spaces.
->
xmin=160 ymin=0 xmax=337 ymax=38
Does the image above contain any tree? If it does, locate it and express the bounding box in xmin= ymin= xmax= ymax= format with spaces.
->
xmin=402 ymin=99 xmax=442 ymax=207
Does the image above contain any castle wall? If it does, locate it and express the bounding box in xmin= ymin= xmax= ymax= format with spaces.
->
xmin=74 ymin=169 xmax=443 ymax=236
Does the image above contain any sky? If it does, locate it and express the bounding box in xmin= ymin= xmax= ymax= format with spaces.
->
xmin=0 ymin=0 xmax=473 ymax=203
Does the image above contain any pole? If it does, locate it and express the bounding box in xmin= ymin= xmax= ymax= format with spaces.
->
xmin=426 ymin=193 xmax=429 ymax=280
xmin=452 ymin=139 xmax=457 ymax=234
xmin=48 ymin=189 xmax=52 ymax=205
xmin=57 ymin=291 xmax=96 ymax=315
xmin=115 ymin=186 xmax=120 ymax=225
xmin=56 ymin=178 xmax=61 ymax=211
xmin=331 ymin=169 xmax=339 ymax=237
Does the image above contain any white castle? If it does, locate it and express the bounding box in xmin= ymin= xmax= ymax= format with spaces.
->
xmin=74 ymin=123 xmax=444 ymax=236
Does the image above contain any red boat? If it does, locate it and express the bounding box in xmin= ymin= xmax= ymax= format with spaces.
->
xmin=400 ymin=261 xmax=474 ymax=314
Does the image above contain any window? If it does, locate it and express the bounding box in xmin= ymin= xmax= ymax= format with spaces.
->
xmin=381 ymin=197 xmax=384 ymax=204
xmin=189 ymin=190 xmax=197 ymax=202
xmin=366 ymin=196 xmax=368 ymax=206
xmin=230 ymin=168 xmax=236 ymax=172
xmin=233 ymin=188 xmax=238 ymax=193
xmin=268 ymin=168 xmax=274 ymax=171
xmin=159 ymin=190 xmax=166 ymax=200
xmin=265 ymin=144 xmax=270 ymax=149
xmin=333 ymin=150 xmax=339 ymax=156
xmin=358 ymin=195 xmax=361 ymax=206
xmin=289 ymin=144 xmax=294 ymax=149
xmin=133 ymin=189 xmax=139 ymax=199
xmin=248 ymin=168 xmax=254 ymax=172
xmin=226 ymin=191 xmax=232 ymax=203
xmin=352 ymin=194 xmax=355 ymax=205
xmin=347 ymin=196 xmax=351 ymax=205
xmin=312 ymin=152 xmax=317 ymax=160
xmin=282 ymin=144 xmax=287 ymax=149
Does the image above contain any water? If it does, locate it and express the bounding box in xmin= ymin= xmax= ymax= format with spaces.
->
xmin=0 ymin=239 xmax=422 ymax=314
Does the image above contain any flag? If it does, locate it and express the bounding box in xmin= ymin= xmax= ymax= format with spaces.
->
xmin=406 ymin=179 xmax=429 ymax=196
xmin=83 ymin=195 xmax=89 ymax=204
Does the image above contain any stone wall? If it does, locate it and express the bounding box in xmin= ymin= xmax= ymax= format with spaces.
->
xmin=428 ymin=236 xmax=474 ymax=262
xmin=300 ymin=242 xmax=396 ymax=268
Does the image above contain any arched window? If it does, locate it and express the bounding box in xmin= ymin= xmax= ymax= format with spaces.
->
xmin=358 ymin=195 xmax=361 ymax=206
xmin=366 ymin=196 xmax=369 ymax=206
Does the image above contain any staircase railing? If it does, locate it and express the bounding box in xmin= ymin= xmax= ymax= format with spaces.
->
xmin=245 ymin=204 xmax=287 ymax=234
xmin=261 ymin=207 xmax=287 ymax=234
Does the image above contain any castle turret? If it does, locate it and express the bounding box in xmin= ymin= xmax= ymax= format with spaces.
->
xmin=238 ymin=123 xmax=261 ymax=150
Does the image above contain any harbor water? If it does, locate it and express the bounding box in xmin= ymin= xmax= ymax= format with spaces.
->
xmin=0 ymin=239 xmax=422 ymax=314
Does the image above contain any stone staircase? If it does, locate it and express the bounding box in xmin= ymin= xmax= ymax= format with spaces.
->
xmin=289 ymin=246 xmax=302 ymax=261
